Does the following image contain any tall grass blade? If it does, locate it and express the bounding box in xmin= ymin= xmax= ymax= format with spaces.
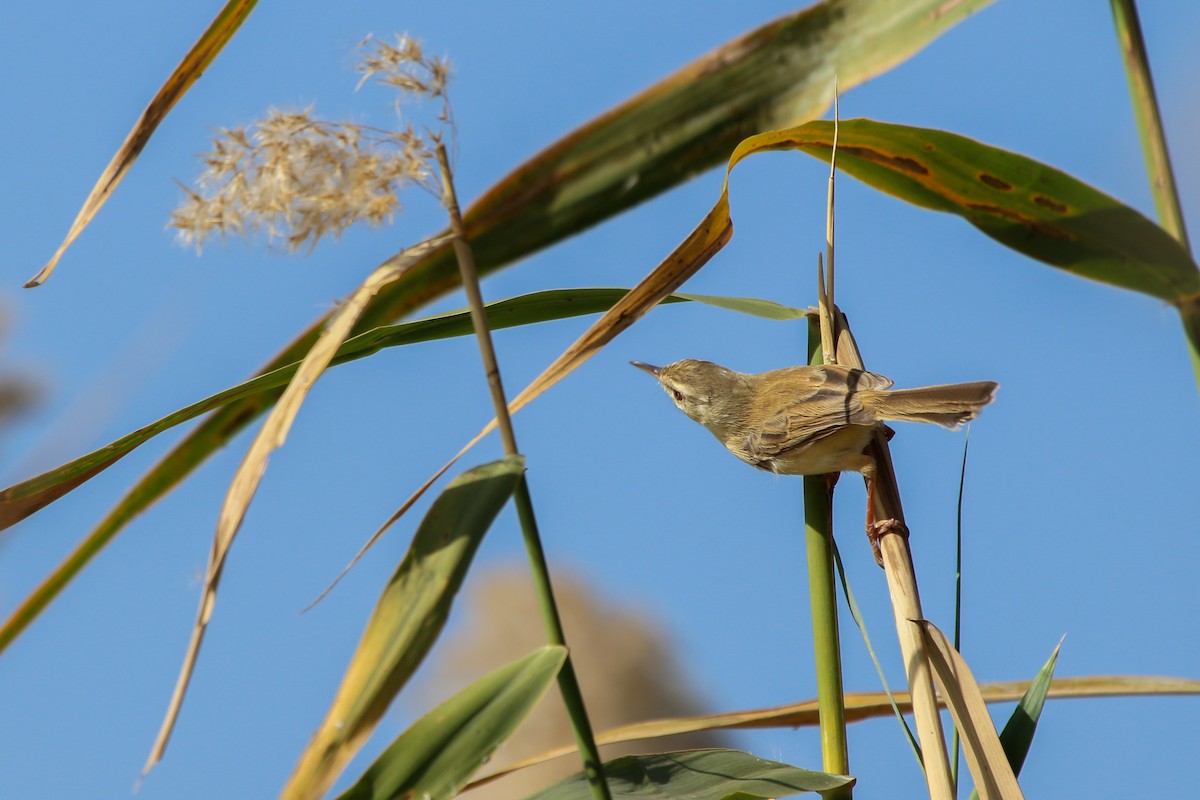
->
xmin=335 ymin=646 xmax=566 ymax=800
xmin=28 ymin=0 xmax=258 ymax=286
xmin=916 ymin=620 xmax=1023 ymax=800
xmin=967 ymin=642 xmax=1060 ymax=800
xmin=277 ymin=456 xmax=524 ymax=800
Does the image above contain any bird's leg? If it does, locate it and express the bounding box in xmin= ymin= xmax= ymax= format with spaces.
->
xmin=863 ymin=474 xmax=882 ymax=565
xmin=864 ymin=476 xmax=899 ymax=566
xmin=858 ymin=458 xmax=902 ymax=567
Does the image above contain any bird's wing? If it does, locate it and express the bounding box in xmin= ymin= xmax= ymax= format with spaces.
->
xmin=741 ymin=366 xmax=882 ymax=461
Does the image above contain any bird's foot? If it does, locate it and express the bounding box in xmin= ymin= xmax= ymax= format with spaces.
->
xmin=866 ymin=518 xmax=907 ymax=567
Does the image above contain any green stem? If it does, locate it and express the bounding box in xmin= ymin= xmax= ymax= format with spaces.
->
xmin=804 ymin=318 xmax=851 ymax=794
xmin=949 ymin=432 xmax=970 ymax=795
xmin=1109 ymin=0 xmax=1200 ymax=391
xmin=512 ymin=476 xmax=609 ymax=793
xmin=1109 ymin=0 xmax=1190 ymax=250
xmin=436 ymin=142 xmax=611 ymax=800
xmin=1180 ymin=297 xmax=1200 ymax=382
xmin=804 ymin=476 xmax=851 ymax=778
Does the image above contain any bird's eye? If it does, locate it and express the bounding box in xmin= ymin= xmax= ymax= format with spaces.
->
xmin=673 ymin=389 xmax=683 ymax=401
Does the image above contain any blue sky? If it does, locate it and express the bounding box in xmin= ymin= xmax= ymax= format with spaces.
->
xmin=2 ymin=1 xmax=1198 ymax=797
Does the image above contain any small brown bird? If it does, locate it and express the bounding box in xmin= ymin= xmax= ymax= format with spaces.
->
xmin=632 ymin=359 xmax=998 ymax=533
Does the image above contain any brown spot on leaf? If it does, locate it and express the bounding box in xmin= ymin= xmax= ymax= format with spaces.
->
xmin=978 ymin=174 xmax=1012 ymax=191
xmin=1033 ymin=195 xmax=1069 ymax=214
xmin=841 ymin=145 xmax=929 ymax=175
xmin=967 ymin=202 xmax=1017 ymax=220
xmin=965 ymin=202 xmax=1075 ymax=241
xmin=892 ymin=156 xmax=927 ymax=174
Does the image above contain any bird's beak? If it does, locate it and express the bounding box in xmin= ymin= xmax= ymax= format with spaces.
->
xmin=630 ymin=361 xmax=662 ymax=378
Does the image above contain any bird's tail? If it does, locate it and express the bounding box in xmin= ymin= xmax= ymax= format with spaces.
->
xmin=860 ymin=382 xmax=999 ymax=429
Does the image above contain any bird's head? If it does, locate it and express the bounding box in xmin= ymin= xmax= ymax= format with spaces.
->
xmin=631 ymin=359 xmax=748 ymax=431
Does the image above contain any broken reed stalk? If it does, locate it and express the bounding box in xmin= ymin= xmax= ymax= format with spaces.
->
xmin=435 ymin=142 xmax=611 ymax=800
xmin=828 ymin=317 xmax=955 ymax=800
